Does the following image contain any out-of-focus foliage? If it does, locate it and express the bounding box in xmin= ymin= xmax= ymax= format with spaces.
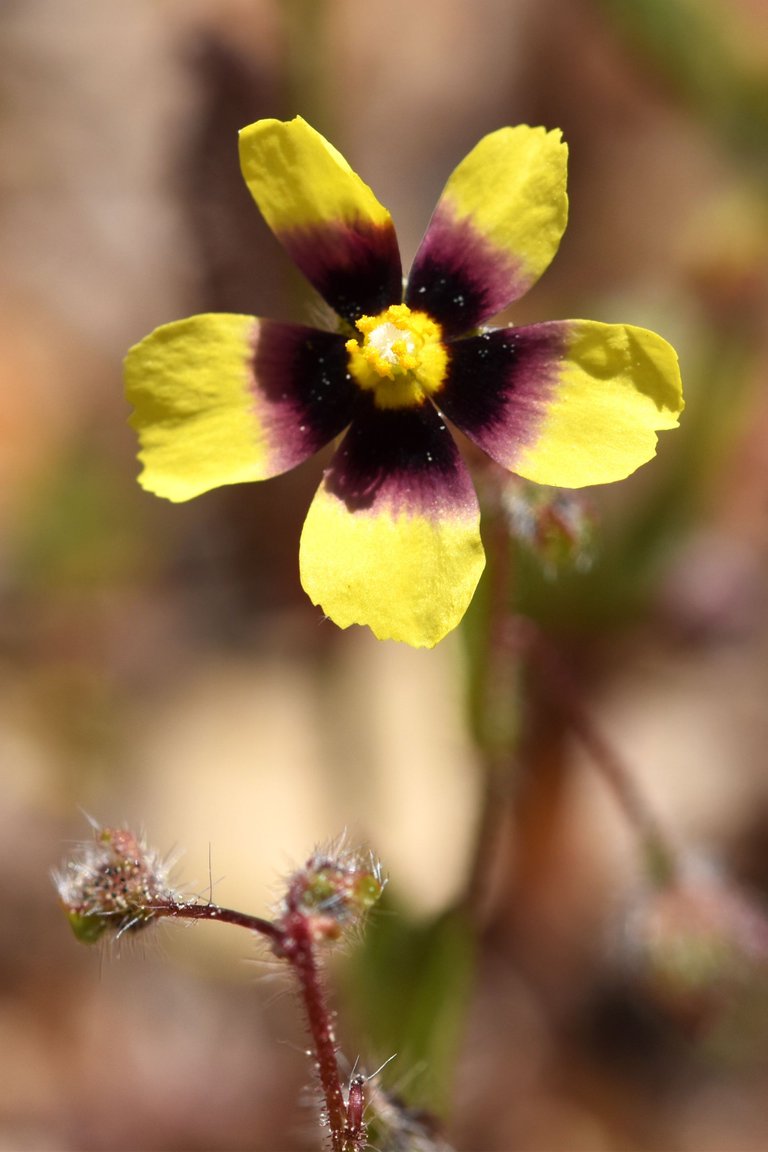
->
xmin=597 ymin=0 xmax=768 ymax=168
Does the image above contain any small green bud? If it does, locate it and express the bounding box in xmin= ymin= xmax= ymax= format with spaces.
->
xmin=54 ymin=822 xmax=179 ymax=945
xmin=66 ymin=910 xmax=111 ymax=945
xmin=281 ymin=840 xmax=385 ymax=942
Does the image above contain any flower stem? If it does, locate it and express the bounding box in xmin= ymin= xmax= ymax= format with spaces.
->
xmin=57 ymin=829 xmax=380 ymax=1150
xmin=278 ymin=912 xmax=350 ymax=1151
xmin=464 ymin=505 xmax=522 ymax=915
xmin=157 ymin=900 xmax=283 ymax=939
xmin=150 ymin=900 xmax=358 ymax=1149
xmin=466 ymin=468 xmax=679 ymax=919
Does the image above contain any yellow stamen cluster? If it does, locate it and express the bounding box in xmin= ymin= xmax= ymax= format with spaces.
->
xmin=346 ymin=303 xmax=447 ymax=409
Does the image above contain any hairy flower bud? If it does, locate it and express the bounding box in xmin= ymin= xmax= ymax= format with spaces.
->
xmin=280 ymin=841 xmax=385 ymax=943
xmin=54 ymin=823 xmax=179 ymax=943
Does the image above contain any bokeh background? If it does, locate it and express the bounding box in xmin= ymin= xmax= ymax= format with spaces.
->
xmin=2 ymin=0 xmax=768 ymax=1148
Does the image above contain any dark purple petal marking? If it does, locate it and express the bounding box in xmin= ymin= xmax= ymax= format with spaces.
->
xmin=406 ymin=207 xmax=524 ymax=337
xmin=279 ymin=219 xmax=403 ymax=323
xmin=323 ymin=394 xmax=476 ymax=517
xmin=252 ymin=322 xmax=356 ymax=471
xmin=437 ymin=323 xmax=567 ymax=468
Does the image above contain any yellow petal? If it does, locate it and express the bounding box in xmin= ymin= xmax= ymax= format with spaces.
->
xmin=298 ymin=400 xmax=486 ymax=647
xmin=125 ymin=314 xmax=259 ymax=501
xmin=513 ymin=321 xmax=684 ymax=487
xmin=407 ymin=126 xmax=568 ymax=332
xmin=239 ymin=116 xmax=392 ymax=234
xmin=239 ymin=117 xmax=401 ymax=321
xmin=125 ymin=315 xmax=353 ymax=502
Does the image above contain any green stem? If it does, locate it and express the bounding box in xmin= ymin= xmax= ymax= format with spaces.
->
xmin=463 ymin=480 xmax=524 ymax=916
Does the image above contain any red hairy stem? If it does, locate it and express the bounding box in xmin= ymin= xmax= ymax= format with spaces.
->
xmin=158 ymin=901 xmax=282 ymax=941
xmin=168 ymin=900 xmax=356 ymax=1148
xmin=278 ymin=911 xmax=349 ymax=1152
xmin=57 ymin=827 xmax=374 ymax=1150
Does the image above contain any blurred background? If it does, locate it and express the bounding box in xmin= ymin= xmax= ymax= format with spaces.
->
xmin=2 ymin=0 xmax=768 ymax=1148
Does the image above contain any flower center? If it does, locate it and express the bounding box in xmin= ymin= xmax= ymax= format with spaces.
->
xmin=345 ymin=303 xmax=447 ymax=409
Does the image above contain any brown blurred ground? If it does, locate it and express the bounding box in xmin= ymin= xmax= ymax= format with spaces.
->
xmin=2 ymin=0 xmax=768 ymax=1148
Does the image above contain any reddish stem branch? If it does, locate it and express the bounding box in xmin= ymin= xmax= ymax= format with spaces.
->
xmin=279 ymin=913 xmax=349 ymax=1151
xmin=157 ymin=900 xmax=282 ymax=940
xmin=153 ymin=897 xmax=356 ymax=1150
xmin=60 ymin=828 xmax=376 ymax=1151
xmin=520 ymin=618 xmax=679 ymax=882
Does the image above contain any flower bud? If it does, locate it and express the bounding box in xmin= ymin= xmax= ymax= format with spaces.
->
xmin=280 ymin=842 xmax=385 ymax=943
xmin=501 ymin=476 xmax=596 ymax=577
xmin=54 ymin=823 xmax=179 ymax=943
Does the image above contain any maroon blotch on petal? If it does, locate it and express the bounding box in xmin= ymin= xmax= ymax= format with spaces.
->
xmin=438 ymin=324 xmax=566 ymax=465
xmin=323 ymin=395 xmax=476 ymax=517
xmin=280 ymin=219 xmax=403 ymax=323
xmin=406 ymin=208 xmax=524 ymax=336
xmin=252 ymin=323 xmax=356 ymax=468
